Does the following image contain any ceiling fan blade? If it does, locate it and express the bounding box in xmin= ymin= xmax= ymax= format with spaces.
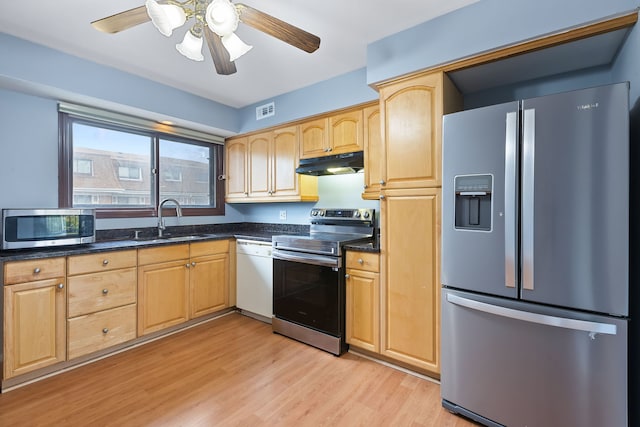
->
xmin=91 ymin=6 xmax=150 ymax=34
xmin=205 ymin=28 xmax=237 ymax=75
xmin=236 ymin=3 xmax=320 ymax=53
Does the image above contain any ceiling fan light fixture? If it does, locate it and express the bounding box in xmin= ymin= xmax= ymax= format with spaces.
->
xmin=145 ymin=0 xmax=187 ymax=37
xmin=205 ymin=0 xmax=239 ymax=36
xmin=176 ymin=29 xmax=205 ymax=61
xmin=221 ymin=32 xmax=253 ymax=61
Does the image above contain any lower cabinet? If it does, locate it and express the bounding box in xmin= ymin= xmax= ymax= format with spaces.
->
xmin=67 ymin=250 xmax=138 ymax=359
xmin=345 ymin=251 xmax=380 ymax=353
xmin=137 ymin=244 xmax=191 ymax=336
xmin=380 ymin=187 xmax=441 ymax=375
xmin=189 ymin=240 xmax=229 ymax=318
xmin=3 ymin=258 xmax=67 ymax=379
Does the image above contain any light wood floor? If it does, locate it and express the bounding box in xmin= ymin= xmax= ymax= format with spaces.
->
xmin=0 ymin=313 xmax=477 ymax=426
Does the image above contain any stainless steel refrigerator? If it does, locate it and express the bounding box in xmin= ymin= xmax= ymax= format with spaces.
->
xmin=441 ymin=82 xmax=629 ymax=427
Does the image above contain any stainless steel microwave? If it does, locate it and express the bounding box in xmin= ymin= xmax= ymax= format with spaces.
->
xmin=1 ymin=208 xmax=96 ymax=250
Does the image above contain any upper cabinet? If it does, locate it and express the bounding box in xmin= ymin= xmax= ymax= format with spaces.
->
xmin=362 ymin=105 xmax=382 ymax=200
xmin=300 ymin=109 xmax=364 ymax=159
xmin=378 ymin=71 xmax=462 ymax=190
xmin=225 ymin=126 xmax=318 ymax=203
xmin=225 ymin=137 xmax=248 ymax=201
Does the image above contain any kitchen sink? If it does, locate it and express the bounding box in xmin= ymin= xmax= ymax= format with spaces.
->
xmin=134 ymin=234 xmax=213 ymax=243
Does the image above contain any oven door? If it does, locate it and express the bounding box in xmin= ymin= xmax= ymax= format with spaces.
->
xmin=272 ymin=248 xmax=344 ymax=337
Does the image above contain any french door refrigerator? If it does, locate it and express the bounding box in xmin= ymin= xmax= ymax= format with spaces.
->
xmin=441 ymin=82 xmax=629 ymax=427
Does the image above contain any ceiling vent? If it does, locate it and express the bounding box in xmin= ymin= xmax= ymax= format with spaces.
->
xmin=256 ymin=102 xmax=275 ymax=120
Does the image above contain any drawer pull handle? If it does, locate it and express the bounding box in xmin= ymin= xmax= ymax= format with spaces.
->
xmin=103 ymin=259 xmax=109 ymax=265
xmin=358 ymin=258 xmax=364 ymax=264
xmin=34 ymin=268 xmax=41 ymax=274
xmin=102 ymin=289 xmax=109 ymax=295
xmin=102 ymin=328 xmax=109 ymax=334
xmin=57 ymin=283 xmax=65 ymax=289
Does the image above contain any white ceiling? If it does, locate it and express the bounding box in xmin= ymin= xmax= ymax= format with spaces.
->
xmin=0 ymin=0 xmax=478 ymax=108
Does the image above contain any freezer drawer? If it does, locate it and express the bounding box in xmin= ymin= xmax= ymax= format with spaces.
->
xmin=441 ymin=289 xmax=628 ymax=427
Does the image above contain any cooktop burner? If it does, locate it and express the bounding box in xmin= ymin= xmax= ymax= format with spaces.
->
xmin=272 ymin=208 xmax=375 ymax=256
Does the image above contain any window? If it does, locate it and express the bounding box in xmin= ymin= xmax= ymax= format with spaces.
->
xmin=73 ymin=158 xmax=93 ymax=175
xmin=59 ymin=106 xmax=224 ymax=218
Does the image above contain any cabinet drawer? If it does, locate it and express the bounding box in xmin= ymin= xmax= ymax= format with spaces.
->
xmin=190 ymin=239 xmax=229 ymax=258
xmin=67 ymin=268 xmax=137 ymax=317
xmin=138 ymin=244 xmax=189 ymax=265
xmin=346 ymin=251 xmax=379 ymax=272
xmin=4 ymin=257 xmax=66 ymax=285
xmin=67 ymin=304 xmax=137 ymax=359
xmin=68 ymin=250 xmax=136 ymax=276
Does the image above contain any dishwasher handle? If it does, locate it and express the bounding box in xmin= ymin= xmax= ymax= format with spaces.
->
xmin=446 ymin=293 xmax=617 ymax=336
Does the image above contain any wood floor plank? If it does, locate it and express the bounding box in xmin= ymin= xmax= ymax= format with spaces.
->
xmin=0 ymin=313 xmax=478 ymax=426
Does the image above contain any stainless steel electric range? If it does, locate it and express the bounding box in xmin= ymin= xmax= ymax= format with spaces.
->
xmin=272 ymin=208 xmax=375 ymax=355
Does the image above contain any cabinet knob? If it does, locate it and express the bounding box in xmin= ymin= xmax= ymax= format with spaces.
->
xmin=379 ymin=180 xmax=386 ymax=185
xmin=244 ymin=192 xmax=248 ymax=196
xmin=191 ymin=262 xmax=196 ymax=267
xmin=345 ymin=274 xmax=350 ymax=279
xmin=358 ymin=258 xmax=364 ymax=264
xmin=363 ymin=184 xmax=368 ymax=189
xmin=185 ymin=263 xmax=191 ymax=268
xmin=102 ymin=259 xmax=109 ymax=265
xmin=102 ymin=288 xmax=109 ymax=295
xmin=34 ymin=267 xmax=41 ymax=274
xmin=57 ymin=283 xmax=64 ymax=289
xmin=379 ymin=195 xmax=385 ymax=200
xmin=102 ymin=328 xmax=109 ymax=334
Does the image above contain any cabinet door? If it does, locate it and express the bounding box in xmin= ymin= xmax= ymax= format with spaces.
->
xmin=345 ymin=268 xmax=379 ymax=352
xmin=300 ymin=118 xmax=328 ymax=159
xmin=380 ymin=187 xmax=441 ymax=374
xmin=271 ymin=126 xmax=299 ymax=197
xmin=225 ymin=137 xmax=248 ymax=200
xmin=4 ymin=278 xmax=66 ymax=379
xmin=248 ymin=132 xmax=272 ymax=198
xmin=380 ymin=72 xmax=443 ymax=189
xmin=190 ymin=253 xmax=229 ymax=318
xmin=330 ymin=109 xmax=363 ymax=155
xmin=362 ymin=105 xmax=382 ymax=199
xmin=137 ymin=260 xmax=189 ymax=336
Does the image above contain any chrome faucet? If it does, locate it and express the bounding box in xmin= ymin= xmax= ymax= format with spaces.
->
xmin=158 ymin=198 xmax=182 ymax=237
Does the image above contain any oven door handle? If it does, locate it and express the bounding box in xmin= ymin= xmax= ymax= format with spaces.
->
xmin=272 ymin=249 xmax=341 ymax=268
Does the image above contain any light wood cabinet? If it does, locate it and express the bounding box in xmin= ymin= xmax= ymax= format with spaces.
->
xmin=300 ymin=109 xmax=364 ymax=159
xmin=226 ymin=127 xmax=318 ymax=203
xmin=362 ymin=105 xmax=382 ymax=200
xmin=299 ymin=117 xmax=328 ymax=159
xmin=66 ymin=250 xmax=137 ymax=359
xmin=189 ymin=240 xmax=229 ymax=318
xmin=345 ymin=251 xmax=380 ymax=353
xmin=225 ymin=137 xmax=248 ymax=200
xmin=137 ymin=245 xmax=190 ymax=336
xmin=378 ymin=71 xmax=461 ymax=190
xmin=3 ymin=258 xmax=66 ymax=379
xmin=379 ymin=187 xmax=441 ymax=374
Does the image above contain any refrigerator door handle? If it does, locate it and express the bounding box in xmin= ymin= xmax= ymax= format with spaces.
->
xmin=504 ymin=112 xmax=518 ymax=289
xmin=522 ymin=108 xmax=536 ymax=291
xmin=446 ymin=293 xmax=617 ymax=336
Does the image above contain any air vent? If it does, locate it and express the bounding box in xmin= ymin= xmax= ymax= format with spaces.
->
xmin=256 ymin=102 xmax=275 ymax=120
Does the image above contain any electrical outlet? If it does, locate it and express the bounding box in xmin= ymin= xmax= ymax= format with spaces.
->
xmin=279 ymin=210 xmax=287 ymax=220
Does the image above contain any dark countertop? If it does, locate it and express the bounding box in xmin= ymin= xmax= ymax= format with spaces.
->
xmin=344 ymin=240 xmax=380 ymax=253
xmin=0 ymin=223 xmax=380 ymax=261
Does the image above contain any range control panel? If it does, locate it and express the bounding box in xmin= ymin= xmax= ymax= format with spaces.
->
xmin=310 ymin=208 xmax=374 ymax=220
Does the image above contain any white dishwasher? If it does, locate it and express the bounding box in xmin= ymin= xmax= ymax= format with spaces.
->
xmin=236 ymin=239 xmax=273 ymax=322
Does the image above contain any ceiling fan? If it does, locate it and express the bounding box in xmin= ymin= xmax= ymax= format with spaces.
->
xmin=91 ymin=0 xmax=321 ymax=75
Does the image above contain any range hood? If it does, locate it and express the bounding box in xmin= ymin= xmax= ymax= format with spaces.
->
xmin=295 ymin=151 xmax=364 ymax=176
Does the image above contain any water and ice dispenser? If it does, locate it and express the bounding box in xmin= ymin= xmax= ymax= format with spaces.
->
xmin=454 ymin=175 xmax=492 ymax=231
